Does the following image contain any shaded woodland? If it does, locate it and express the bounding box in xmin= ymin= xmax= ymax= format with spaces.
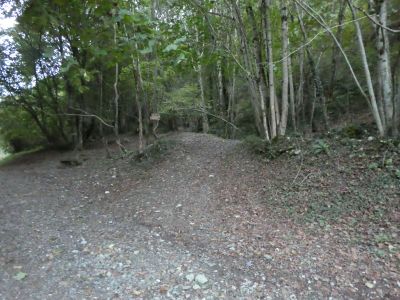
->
xmin=0 ymin=0 xmax=399 ymax=154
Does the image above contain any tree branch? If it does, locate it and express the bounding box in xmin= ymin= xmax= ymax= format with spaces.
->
xmin=66 ymin=107 xmax=114 ymax=128
xmin=353 ymin=4 xmax=400 ymax=33
xmin=164 ymin=108 xmax=240 ymax=131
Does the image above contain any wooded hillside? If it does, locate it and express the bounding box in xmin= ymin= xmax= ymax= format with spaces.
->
xmin=0 ymin=0 xmax=399 ymax=153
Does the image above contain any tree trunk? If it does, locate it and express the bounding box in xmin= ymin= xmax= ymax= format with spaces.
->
xmin=297 ymin=0 xmax=386 ymax=136
xmin=375 ymin=0 xmax=393 ymax=134
xmin=328 ymin=0 xmax=346 ymax=103
xmin=217 ymin=60 xmax=225 ymax=115
xmin=98 ymin=72 xmax=111 ymax=158
xmin=247 ymin=4 xmax=270 ymax=140
xmin=261 ymin=0 xmax=278 ymax=139
xmin=348 ymin=0 xmax=385 ymax=136
xmin=288 ymin=54 xmax=296 ymax=132
xmin=197 ymin=62 xmax=210 ymax=133
xmin=230 ymin=0 xmax=263 ymax=135
xmin=227 ymin=65 xmax=237 ymax=138
xmin=113 ymin=23 xmax=124 ymax=154
xmin=135 ymin=79 xmax=144 ymax=154
xmin=279 ymin=0 xmax=289 ymax=136
xmin=297 ymin=48 xmax=305 ymax=129
xmin=195 ymin=26 xmax=210 ymax=133
xmin=295 ymin=3 xmax=329 ymax=131
xmin=394 ymin=76 xmax=400 ymax=136
xmin=131 ymin=56 xmax=144 ymax=154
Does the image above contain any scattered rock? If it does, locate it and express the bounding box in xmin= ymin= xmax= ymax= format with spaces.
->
xmin=195 ymin=274 xmax=208 ymax=285
xmin=365 ymin=281 xmax=375 ymax=289
xmin=264 ymin=255 xmax=273 ymax=261
xmin=185 ymin=274 xmax=195 ymax=282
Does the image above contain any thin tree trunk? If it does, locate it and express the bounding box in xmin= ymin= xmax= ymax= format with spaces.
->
xmin=217 ymin=60 xmax=225 ymax=115
xmin=297 ymin=48 xmax=305 ymax=129
xmin=197 ymin=62 xmax=210 ymax=133
xmin=279 ymin=0 xmax=289 ymax=136
xmin=230 ymin=0 xmax=263 ymax=135
xmin=247 ymin=4 xmax=270 ymax=140
xmin=328 ymin=0 xmax=346 ymax=102
xmin=310 ymin=83 xmax=317 ymax=131
xmin=131 ymin=55 xmax=144 ymax=154
xmin=151 ymin=0 xmax=159 ymax=119
xmin=227 ymin=28 xmax=237 ymax=138
xmin=135 ymin=76 xmax=144 ymax=154
xmin=262 ymin=0 xmax=277 ymax=138
xmin=395 ymin=76 xmax=400 ymax=136
xmin=297 ymin=0 xmax=386 ymax=135
xmin=295 ymin=2 xmax=329 ymax=131
xmin=76 ymin=115 xmax=83 ymax=150
xmin=288 ymin=54 xmax=296 ymax=132
xmin=195 ymin=26 xmax=210 ymax=133
xmin=227 ymin=66 xmax=237 ymax=138
xmin=113 ymin=23 xmax=124 ymax=154
xmin=98 ymin=72 xmax=111 ymax=158
xmin=348 ymin=0 xmax=385 ymax=136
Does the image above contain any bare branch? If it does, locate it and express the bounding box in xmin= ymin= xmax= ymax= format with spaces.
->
xmin=66 ymin=107 xmax=114 ymax=128
xmin=269 ymin=14 xmax=368 ymax=66
xmin=167 ymin=108 xmax=240 ymax=131
xmin=294 ymin=0 xmax=370 ymax=102
xmin=353 ymin=4 xmax=400 ymax=33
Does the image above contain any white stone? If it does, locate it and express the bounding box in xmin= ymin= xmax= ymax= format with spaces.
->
xmin=186 ymin=274 xmax=195 ymax=282
xmin=195 ymin=274 xmax=208 ymax=285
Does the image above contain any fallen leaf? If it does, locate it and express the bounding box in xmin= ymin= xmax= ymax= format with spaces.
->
xmin=13 ymin=272 xmax=27 ymax=281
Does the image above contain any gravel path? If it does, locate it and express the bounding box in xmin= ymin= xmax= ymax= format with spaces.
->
xmin=0 ymin=133 xmax=399 ymax=299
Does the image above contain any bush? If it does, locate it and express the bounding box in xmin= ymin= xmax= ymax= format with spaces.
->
xmin=0 ymin=106 xmax=44 ymax=152
xmin=242 ymin=135 xmax=296 ymax=160
xmin=312 ymin=139 xmax=330 ymax=155
xmin=340 ymin=124 xmax=365 ymax=139
xmin=131 ymin=138 xmax=177 ymax=165
xmin=242 ymin=135 xmax=267 ymax=154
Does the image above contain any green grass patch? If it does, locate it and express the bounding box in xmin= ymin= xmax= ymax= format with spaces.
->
xmin=0 ymin=147 xmax=44 ymax=167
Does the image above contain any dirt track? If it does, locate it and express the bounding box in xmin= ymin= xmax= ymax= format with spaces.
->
xmin=0 ymin=133 xmax=399 ymax=299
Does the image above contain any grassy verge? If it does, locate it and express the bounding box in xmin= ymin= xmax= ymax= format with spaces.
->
xmin=0 ymin=147 xmax=44 ymax=167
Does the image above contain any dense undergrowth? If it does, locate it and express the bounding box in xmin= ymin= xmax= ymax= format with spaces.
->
xmin=241 ymin=127 xmax=400 ymax=261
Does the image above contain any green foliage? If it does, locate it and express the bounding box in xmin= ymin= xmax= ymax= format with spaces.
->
xmin=242 ymin=135 xmax=268 ymax=155
xmin=161 ymin=83 xmax=199 ymax=115
xmin=0 ymin=106 xmax=44 ymax=152
xmin=312 ymin=139 xmax=330 ymax=155
xmin=0 ymin=146 xmax=43 ymax=167
xmin=242 ymin=135 xmax=296 ymax=160
xmin=368 ymin=162 xmax=379 ymax=170
xmin=340 ymin=124 xmax=365 ymax=139
xmin=1 ymin=0 xmax=398 ymax=152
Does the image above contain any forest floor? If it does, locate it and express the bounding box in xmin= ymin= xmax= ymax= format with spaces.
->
xmin=0 ymin=132 xmax=399 ymax=299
